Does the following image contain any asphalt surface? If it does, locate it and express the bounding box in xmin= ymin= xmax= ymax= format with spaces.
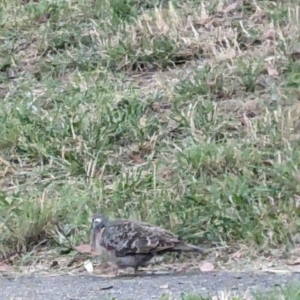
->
xmin=1 ymin=271 xmax=300 ymax=300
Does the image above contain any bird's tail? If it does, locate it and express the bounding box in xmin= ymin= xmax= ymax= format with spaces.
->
xmin=175 ymin=243 xmax=209 ymax=254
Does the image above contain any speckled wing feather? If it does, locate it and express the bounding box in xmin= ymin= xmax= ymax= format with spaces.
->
xmin=100 ymin=220 xmax=183 ymax=257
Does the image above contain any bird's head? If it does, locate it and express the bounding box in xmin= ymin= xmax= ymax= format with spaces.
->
xmin=91 ymin=213 xmax=109 ymax=231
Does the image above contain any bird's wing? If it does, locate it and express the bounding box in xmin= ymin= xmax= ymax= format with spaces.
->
xmin=102 ymin=220 xmax=182 ymax=256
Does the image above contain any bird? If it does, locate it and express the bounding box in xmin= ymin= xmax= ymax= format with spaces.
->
xmin=90 ymin=213 xmax=209 ymax=275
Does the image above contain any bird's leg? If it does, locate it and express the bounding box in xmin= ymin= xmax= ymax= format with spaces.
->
xmin=133 ymin=266 xmax=139 ymax=275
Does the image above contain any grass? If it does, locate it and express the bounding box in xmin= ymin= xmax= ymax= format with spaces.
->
xmin=1 ymin=0 xmax=300 ymax=264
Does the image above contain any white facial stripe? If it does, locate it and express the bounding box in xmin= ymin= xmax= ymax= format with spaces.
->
xmin=94 ymin=218 xmax=102 ymax=224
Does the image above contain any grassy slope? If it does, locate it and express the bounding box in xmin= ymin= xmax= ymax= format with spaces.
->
xmin=1 ymin=0 xmax=300 ymax=264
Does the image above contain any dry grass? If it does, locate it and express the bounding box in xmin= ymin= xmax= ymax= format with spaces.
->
xmin=1 ymin=0 xmax=300 ymax=270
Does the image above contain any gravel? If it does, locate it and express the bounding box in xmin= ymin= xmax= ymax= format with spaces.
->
xmin=1 ymin=271 xmax=300 ymax=300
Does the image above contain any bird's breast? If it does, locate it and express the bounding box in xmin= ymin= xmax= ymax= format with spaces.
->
xmin=93 ymin=227 xmax=106 ymax=250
